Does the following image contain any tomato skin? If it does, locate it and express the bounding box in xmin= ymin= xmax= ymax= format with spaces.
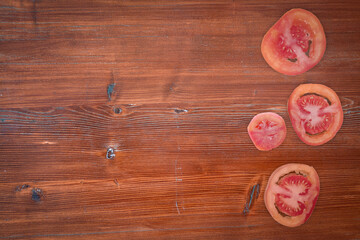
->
xmin=264 ymin=163 xmax=320 ymax=227
xmin=261 ymin=8 xmax=326 ymax=75
xmin=288 ymin=84 xmax=343 ymax=145
xmin=247 ymin=112 xmax=286 ymax=151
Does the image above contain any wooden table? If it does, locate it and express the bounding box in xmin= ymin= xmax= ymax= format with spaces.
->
xmin=1 ymin=0 xmax=359 ymax=239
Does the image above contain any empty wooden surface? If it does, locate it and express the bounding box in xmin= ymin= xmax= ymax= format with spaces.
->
xmin=0 ymin=0 xmax=359 ymax=239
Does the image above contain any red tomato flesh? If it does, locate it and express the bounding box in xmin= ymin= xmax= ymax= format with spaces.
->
xmin=247 ymin=112 xmax=286 ymax=151
xmin=288 ymin=84 xmax=343 ymax=145
xmin=261 ymin=9 xmax=326 ymax=75
xmin=264 ymin=164 xmax=320 ymax=227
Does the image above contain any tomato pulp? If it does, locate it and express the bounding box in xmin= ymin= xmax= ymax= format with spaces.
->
xmin=247 ymin=112 xmax=286 ymax=151
xmin=261 ymin=9 xmax=326 ymax=75
xmin=288 ymin=84 xmax=343 ymax=145
xmin=264 ymin=164 xmax=320 ymax=227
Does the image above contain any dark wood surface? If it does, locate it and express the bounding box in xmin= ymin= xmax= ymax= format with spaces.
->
xmin=0 ymin=0 xmax=359 ymax=239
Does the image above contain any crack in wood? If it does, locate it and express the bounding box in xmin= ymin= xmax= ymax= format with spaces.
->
xmin=243 ymin=184 xmax=260 ymax=215
xmin=15 ymin=184 xmax=30 ymax=192
xmin=107 ymin=83 xmax=116 ymax=101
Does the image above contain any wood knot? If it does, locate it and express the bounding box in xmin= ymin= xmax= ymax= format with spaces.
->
xmin=106 ymin=147 xmax=115 ymax=159
xmin=174 ymin=109 xmax=188 ymax=114
xmin=114 ymin=107 xmax=122 ymax=114
xmin=31 ymin=188 xmax=44 ymax=202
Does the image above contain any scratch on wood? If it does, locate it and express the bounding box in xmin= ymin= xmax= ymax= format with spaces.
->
xmin=32 ymin=0 xmax=37 ymax=25
xmin=175 ymin=201 xmax=180 ymax=215
xmin=175 ymin=128 xmax=185 ymax=214
xmin=114 ymin=178 xmax=119 ymax=187
xmin=175 ymin=153 xmax=181 ymax=215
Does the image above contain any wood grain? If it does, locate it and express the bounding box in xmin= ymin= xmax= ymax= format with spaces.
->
xmin=0 ymin=0 xmax=359 ymax=239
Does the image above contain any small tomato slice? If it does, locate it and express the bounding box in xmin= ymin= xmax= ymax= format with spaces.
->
xmin=264 ymin=163 xmax=320 ymax=227
xmin=261 ymin=9 xmax=326 ymax=75
xmin=288 ymin=84 xmax=343 ymax=145
xmin=247 ymin=112 xmax=286 ymax=151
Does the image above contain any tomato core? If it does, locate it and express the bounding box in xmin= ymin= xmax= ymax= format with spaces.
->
xmin=290 ymin=25 xmax=312 ymax=53
xmin=277 ymin=24 xmax=312 ymax=61
xmin=275 ymin=174 xmax=311 ymax=217
xmin=255 ymin=120 xmax=277 ymax=130
xmin=297 ymin=94 xmax=332 ymax=135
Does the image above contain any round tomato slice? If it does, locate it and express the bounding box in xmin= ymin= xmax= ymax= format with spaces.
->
xmin=288 ymin=84 xmax=343 ymax=145
xmin=247 ymin=112 xmax=286 ymax=151
xmin=264 ymin=163 xmax=320 ymax=227
xmin=261 ymin=9 xmax=326 ymax=75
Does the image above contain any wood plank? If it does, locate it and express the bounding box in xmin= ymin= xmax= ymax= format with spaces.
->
xmin=0 ymin=1 xmax=359 ymax=108
xmin=0 ymin=168 xmax=359 ymax=238
xmin=0 ymin=101 xmax=359 ymax=181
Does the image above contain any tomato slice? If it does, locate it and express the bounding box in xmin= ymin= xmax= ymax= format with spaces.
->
xmin=264 ymin=163 xmax=320 ymax=227
xmin=288 ymin=84 xmax=343 ymax=145
xmin=261 ymin=9 xmax=326 ymax=75
xmin=247 ymin=112 xmax=286 ymax=151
